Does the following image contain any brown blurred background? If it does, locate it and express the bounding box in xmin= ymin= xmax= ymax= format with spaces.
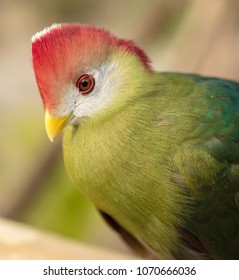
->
xmin=0 ymin=0 xmax=239 ymax=256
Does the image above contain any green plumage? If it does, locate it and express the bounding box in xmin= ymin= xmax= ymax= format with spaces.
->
xmin=32 ymin=24 xmax=239 ymax=259
xmin=63 ymin=71 xmax=239 ymax=259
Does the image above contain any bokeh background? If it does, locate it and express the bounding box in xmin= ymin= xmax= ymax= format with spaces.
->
xmin=1 ymin=0 xmax=239 ymax=256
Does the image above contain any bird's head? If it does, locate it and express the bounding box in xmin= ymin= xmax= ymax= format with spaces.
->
xmin=32 ymin=23 xmax=152 ymax=141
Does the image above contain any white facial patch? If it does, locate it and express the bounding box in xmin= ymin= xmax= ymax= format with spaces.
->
xmin=59 ymin=60 xmax=121 ymax=120
xmin=31 ymin=23 xmax=62 ymax=42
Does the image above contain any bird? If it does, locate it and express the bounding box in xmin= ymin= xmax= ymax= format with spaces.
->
xmin=31 ymin=23 xmax=239 ymax=259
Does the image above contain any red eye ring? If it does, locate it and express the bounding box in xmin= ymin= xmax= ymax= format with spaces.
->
xmin=76 ymin=74 xmax=95 ymax=95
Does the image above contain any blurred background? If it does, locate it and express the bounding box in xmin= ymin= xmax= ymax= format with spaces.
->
xmin=0 ymin=0 xmax=239 ymax=257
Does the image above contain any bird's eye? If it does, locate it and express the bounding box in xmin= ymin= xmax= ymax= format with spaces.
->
xmin=76 ymin=74 xmax=95 ymax=95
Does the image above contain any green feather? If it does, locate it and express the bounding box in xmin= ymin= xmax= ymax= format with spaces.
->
xmin=62 ymin=54 xmax=239 ymax=259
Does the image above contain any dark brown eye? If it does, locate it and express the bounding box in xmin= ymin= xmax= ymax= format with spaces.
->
xmin=76 ymin=74 xmax=95 ymax=94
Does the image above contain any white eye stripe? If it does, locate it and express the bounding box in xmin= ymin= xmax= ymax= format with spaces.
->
xmin=72 ymin=61 xmax=120 ymax=118
xmin=56 ymin=61 xmax=120 ymax=119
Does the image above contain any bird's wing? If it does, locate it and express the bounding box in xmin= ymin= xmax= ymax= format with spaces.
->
xmin=170 ymin=78 xmax=239 ymax=259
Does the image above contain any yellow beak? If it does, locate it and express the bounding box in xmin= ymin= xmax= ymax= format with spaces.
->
xmin=45 ymin=109 xmax=71 ymax=142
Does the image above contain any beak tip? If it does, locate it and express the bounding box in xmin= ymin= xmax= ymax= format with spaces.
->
xmin=45 ymin=109 xmax=70 ymax=142
xmin=46 ymin=131 xmax=55 ymax=142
